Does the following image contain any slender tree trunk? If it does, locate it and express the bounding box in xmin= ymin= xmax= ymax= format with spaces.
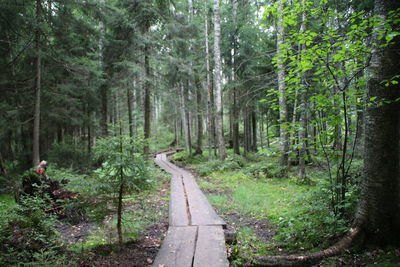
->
xmin=277 ymin=0 xmax=289 ymax=166
xmin=213 ymin=0 xmax=226 ymax=160
xmin=266 ymin=109 xmax=270 ymax=148
xmin=195 ymin=80 xmax=203 ymax=154
xmin=356 ymin=0 xmax=400 ymax=244
xmin=117 ymin=180 xmax=123 ymax=245
xmin=298 ymin=2 xmax=307 ymax=180
xmin=127 ymin=86 xmax=134 ymax=138
xmin=205 ymin=3 xmax=214 ymax=159
xmin=143 ymin=42 xmax=151 ymax=155
xmin=232 ymin=87 xmax=240 ymax=154
xmin=87 ymin=108 xmax=92 ymax=155
xmin=251 ymin=110 xmax=257 ymax=152
xmin=0 ymin=152 xmax=7 ymax=177
xmin=32 ymin=0 xmax=42 ymax=167
xmin=180 ymin=84 xmax=192 ymax=155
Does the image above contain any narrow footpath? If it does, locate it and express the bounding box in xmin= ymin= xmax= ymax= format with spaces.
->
xmin=153 ymin=152 xmax=229 ymax=267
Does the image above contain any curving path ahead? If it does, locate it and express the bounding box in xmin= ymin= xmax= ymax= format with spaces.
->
xmin=153 ymin=152 xmax=229 ymax=267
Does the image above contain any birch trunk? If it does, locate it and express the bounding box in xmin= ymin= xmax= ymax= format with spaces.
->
xmin=213 ymin=0 xmax=226 ymax=160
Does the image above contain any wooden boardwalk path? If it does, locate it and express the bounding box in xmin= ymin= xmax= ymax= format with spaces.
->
xmin=153 ymin=152 xmax=229 ymax=267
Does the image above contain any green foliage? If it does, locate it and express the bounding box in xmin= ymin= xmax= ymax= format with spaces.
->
xmin=244 ymin=161 xmax=288 ymax=179
xmin=94 ymin=134 xmax=151 ymax=196
xmin=48 ymin=138 xmax=91 ymax=170
xmin=196 ymin=154 xmax=246 ymax=176
xmin=0 ymin=194 xmax=16 ymax=217
xmin=0 ymin=195 xmax=63 ymax=266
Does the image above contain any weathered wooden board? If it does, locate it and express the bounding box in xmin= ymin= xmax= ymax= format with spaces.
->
xmin=152 ymin=226 xmax=197 ymax=267
xmin=182 ymin=175 xmax=226 ymax=227
xmin=169 ymin=175 xmax=190 ymax=226
xmin=193 ymin=226 xmax=229 ymax=267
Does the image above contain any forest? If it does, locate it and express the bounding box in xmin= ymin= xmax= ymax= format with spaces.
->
xmin=0 ymin=0 xmax=399 ymax=266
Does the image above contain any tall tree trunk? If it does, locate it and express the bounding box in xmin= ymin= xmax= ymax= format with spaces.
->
xmin=32 ymin=0 xmax=42 ymax=167
xmin=251 ymin=110 xmax=257 ymax=152
xmin=127 ymin=86 xmax=134 ymax=138
xmin=213 ymin=0 xmax=226 ymax=160
xmin=0 ymin=152 xmax=7 ymax=177
xmin=298 ymin=2 xmax=307 ymax=180
xmin=231 ymin=0 xmax=240 ymax=155
xmin=180 ymin=84 xmax=192 ymax=155
xmin=277 ymin=0 xmax=289 ymax=166
xmin=195 ymin=79 xmax=203 ymax=154
xmin=205 ymin=3 xmax=214 ymax=159
xmin=232 ymin=87 xmax=240 ymax=154
xmin=356 ymin=0 xmax=400 ymax=244
xmin=143 ymin=42 xmax=151 ymax=155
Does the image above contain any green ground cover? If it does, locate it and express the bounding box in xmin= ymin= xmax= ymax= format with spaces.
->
xmin=0 ymin=194 xmax=16 ymax=216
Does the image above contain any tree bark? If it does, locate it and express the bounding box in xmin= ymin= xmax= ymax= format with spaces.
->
xmin=195 ymin=79 xmax=203 ymax=155
xmin=180 ymin=84 xmax=192 ymax=155
xmin=204 ymin=3 xmax=214 ymax=159
xmin=0 ymin=152 xmax=7 ymax=177
xmin=213 ymin=0 xmax=226 ymax=160
xmin=32 ymin=0 xmax=42 ymax=167
xmin=277 ymin=0 xmax=289 ymax=166
xmin=356 ymin=0 xmax=400 ymax=244
xmin=127 ymin=86 xmax=134 ymax=138
xmin=143 ymin=42 xmax=151 ymax=155
xmin=232 ymin=87 xmax=240 ymax=154
xmin=231 ymin=0 xmax=240 ymax=155
xmin=251 ymin=110 xmax=257 ymax=152
xmin=298 ymin=2 xmax=307 ymax=180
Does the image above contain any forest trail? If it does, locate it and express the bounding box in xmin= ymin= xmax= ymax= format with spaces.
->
xmin=153 ymin=152 xmax=229 ymax=267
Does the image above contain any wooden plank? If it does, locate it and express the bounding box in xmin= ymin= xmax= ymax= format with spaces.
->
xmin=193 ymin=226 xmax=229 ymax=267
xmin=169 ymin=175 xmax=190 ymax=226
xmin=153 ymin=226 xmax=197 ymax=267
xmin=156 ymin=155 xmax=182 ymax=177
xmin=182 ymin=175 xmax=226 ymax=227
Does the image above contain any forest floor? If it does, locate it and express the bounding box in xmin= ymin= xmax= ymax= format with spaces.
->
xmin=70 ymin=173 xmax=170 ymax=266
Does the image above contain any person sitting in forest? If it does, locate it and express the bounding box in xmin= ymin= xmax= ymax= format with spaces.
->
xmin=35 ymin=160 xmax=47 ymax=178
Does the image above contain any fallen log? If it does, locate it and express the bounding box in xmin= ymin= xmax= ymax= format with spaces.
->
xmin=254 ymin=226 xmax=362 ymax=266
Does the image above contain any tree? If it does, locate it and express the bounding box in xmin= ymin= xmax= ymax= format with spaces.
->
xmin=204 ymin=2 xmax=215 ymax=159
xmin=32 ymin=0 xmax=42 ymax=167
xmin=213 ymin=0 xmax=227 ymax=160
xmin=356 ymin=0 xmax=400 ymax=244
xmin=276 ymin=0 xmax=289 ymax=166
xmin=94 ymin=129 xmax=150 ymax=244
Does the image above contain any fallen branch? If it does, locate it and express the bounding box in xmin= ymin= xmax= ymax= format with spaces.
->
xmin=254 ymin=226 xmax=362 ymax=266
